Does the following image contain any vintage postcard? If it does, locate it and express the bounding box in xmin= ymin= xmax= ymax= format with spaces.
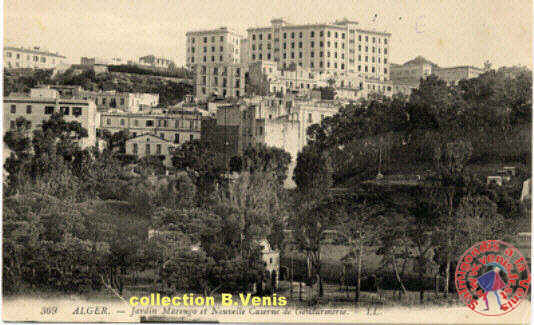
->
xmin=2 ymin=0 xmax=532 ymax=323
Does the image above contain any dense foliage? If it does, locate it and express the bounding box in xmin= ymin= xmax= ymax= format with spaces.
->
xmin=4 ymin=68 xmax=193 ymax=106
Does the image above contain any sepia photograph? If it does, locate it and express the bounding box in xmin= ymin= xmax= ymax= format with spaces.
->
xmin=2 ymin=0 xmax=532 ymax=323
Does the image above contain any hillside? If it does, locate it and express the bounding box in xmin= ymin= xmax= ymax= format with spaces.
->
xmin=3 ymin=68 xmax=194 ymax=106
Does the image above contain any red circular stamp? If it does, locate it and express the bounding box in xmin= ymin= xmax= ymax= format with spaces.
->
xmin=455 ymin=240 xmax=531 ymax=316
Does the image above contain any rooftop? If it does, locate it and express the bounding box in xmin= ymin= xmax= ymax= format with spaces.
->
xmin=4 ymin=46 xmax=66 ymax=59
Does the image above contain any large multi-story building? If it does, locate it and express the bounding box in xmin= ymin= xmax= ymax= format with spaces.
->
xmin=202 ymin=96 xmax=339 ymax=186
xmin=99 ymin=108 xmax=202 ymax=145
xmin=4 ymin=46 xmax=67 ymax=69
xmin=391 ymin=56 xmax=484 ymax=85
xmin=246 ymin=18 xmax=391 ymax=80
xmin=3 ymin=87 xmax=99 ymax=148
xmin=46 ymin=86 xmax=159 ymax=113
xmin=186 ymin=27 xmax=244 ymax=68
xmin=195 ymin=62 xmax=247 ymax=100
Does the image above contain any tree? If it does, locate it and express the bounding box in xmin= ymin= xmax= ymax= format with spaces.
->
xmin=336 ymin=193 xmax=385 ymax=303
xmin=171 ymin=139 xmax=226 ymax=201
xmin=432 ymin=139 xmax=473 ymax=295
xmin=292 ymin=146 xmax=335 ymax=298
xmin=241 ymin=144 xmax=292 ymax=185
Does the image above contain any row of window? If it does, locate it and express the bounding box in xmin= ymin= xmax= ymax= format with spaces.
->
xmin=5 ymin=52 xmax=57 ymax=63
xmin=191 ymin=55 xmax=227 ymax=63
xmin=250 ymin=41 xmax=388 ymax=55
xmin=105 ymin=118 xmax=200 ymax=129
xmin=250 ymin=31 xmax=388 ymax=44
xmin=250 ymin=51 xmax=388 ymax=63
xmin=190 ymin=35 xmax=226 ymax=44
xmin=252 ymin=30 xmax=347 ymax=41
xmin=132 ymin=142 xmax=175 ymax=155
xmin=200 ymin=66 xmax=242 ymax=76
xmin=9 ymin=104 xmax=82 ymax=116
xmin=95 ymin=97 xmax=126 ymax=106
xmin=200 ymin=76 xmax=241 ymax=88
xmin=199 ymin=87 xmax=240 ymax=98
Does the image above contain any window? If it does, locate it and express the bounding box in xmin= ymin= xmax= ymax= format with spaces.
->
xmin=259 ymin=33 xmax=263 ymax=40
xmin=73 ymin=107 xmax=82 ymax=116
xmin=220 ymin=36 xmax=224 ymax=41
xmin=132 ymin=143 xmax=138 ymax=154
xmin=120 ymin=98 xmax=125 ymax=106
xmin=145 ymin=144 xmax=151 ymax=155
xmin=384 ymin=68 xmax=388 ymax=73
xmin=107 ymin=118 xmax=111 ymax=125
xmin=291 ymin=32 xmax=294 ymax=38
xmin=384 ymin=38 xmax=388 ymax=45
xmin=384 ymin=48 xmax=388 ymax=54
xmin=365 ymin=36 xmax=369 ymax=42
xmin=120 ymin=119 xmax=125 ymax=126
xmin=60 ymin=106 xmax=70 ymax=115
xmin=45 ymin=106 xmax=54 ymax=114
xmin=252 ymin=34 xmax=256 ymax=40
xmin=146 ymin=120 xmax=154 ymax=127
xmin=308 ymin=113 xmax=312 ymax=123
xmin=327 ymin=31 xmax=331 ymax=37
xmin=10 ymin=121 xmax=15 ymax=129
xmin=311 ymin=41 xmax=314 ymax=48
xmin=283 ymin=32 xmax=287 ymax=39
xmin=26 ymin=105 xmax=32 ymax=114
xmin=299 ymin=32 xmax=302 ymax=38
xmin=190 ymin=134 xmax=194 ymax=141
xmin=10 ymin=105 xmax=16 ymax=114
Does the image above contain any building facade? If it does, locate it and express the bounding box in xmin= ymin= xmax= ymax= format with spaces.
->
xmin=138 ymin=55 xmax=175 ymax=70
xmin=195 ymin=63 xmax=247 ymax=101
xmin=4 ymin=46 xmax=67 ymax=69
xmin=434 ymin=66 xmax=484 ymax=84
xmin=47 ymin=86 xmax=159 ymax=112
xmin=202 ymin=97 xmax=339 ymax=187
xmin=391 ymin=56 xmax=483 ymax=85
xmin=99 ymin=109 xmax=202 ymax=145
xmin=186 ymin=27 xmax=244 ymax=68
xmin=125 ymin=134 xmax=179 ymax=166
xmin=246 ymin=18 xmax=391 ymax=80
xmin=3 ymin=88 xmax=99 ymax=148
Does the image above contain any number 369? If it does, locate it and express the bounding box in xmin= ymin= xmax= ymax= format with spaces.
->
xmin=40 ymin=306 xmax=57 ymax=315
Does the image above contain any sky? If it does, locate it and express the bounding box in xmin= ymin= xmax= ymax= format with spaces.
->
xmin=3 ymin=0 xmax=533 ymax=69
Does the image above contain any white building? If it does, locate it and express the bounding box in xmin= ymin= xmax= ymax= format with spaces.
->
xmin=4 ymin=46 xmax=67 ymax=69
xmin=186 ymin=27 xmax=244 ymax=68
xmin=3 ymin=87 xmax=99 ymax=148
xmin=246 ymin=18 xmax=391 ymax=80
xmin=99 ymin=109 xmax=202 ymax=145
xmin=125 ymin=134 xmax=179 ymax=166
